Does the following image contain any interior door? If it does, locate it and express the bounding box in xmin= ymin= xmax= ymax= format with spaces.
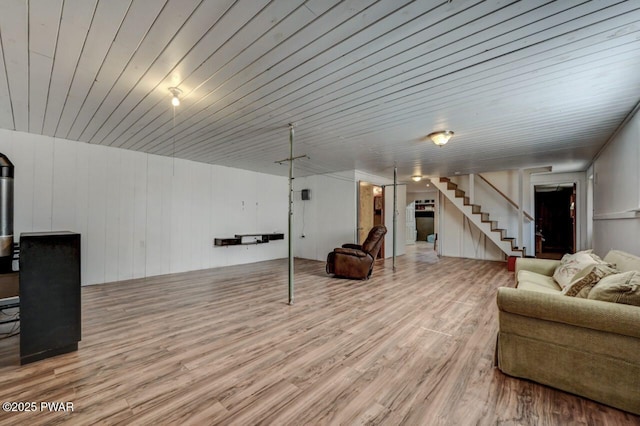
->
xmin=406 ymin=201 xmax=416 ymax=244
xmin=358 ymin=182 xmax=374 ymax=244
xmin=534 ymin=183 xmax=576 ymax=258
xmin=358 ymin=181 xmax=385 ymax=258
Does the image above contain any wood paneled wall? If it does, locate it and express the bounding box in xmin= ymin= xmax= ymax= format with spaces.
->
xmin=0 ymin=128 xmax=288 ymax=285
xmin=593 ymin=107 xmax=640 ymax=256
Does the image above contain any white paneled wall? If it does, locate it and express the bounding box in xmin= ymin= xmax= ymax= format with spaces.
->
xmin=0 ymin=129 xmax=288 ymax=285
xmin=292 ymin=170 xmax=407 ymax=262
xmin=592 ymin=107 xmax=640 ymax=256
xmin=292 ymin=171 xmax=357 ymax=261
xmin=383 ymin=182 xmax=406 ymax=258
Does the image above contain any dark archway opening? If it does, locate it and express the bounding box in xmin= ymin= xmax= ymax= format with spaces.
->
xmin=535 ymin=183 xmax=576 ymax=259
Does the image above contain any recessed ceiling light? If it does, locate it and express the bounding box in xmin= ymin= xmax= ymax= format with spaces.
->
xmin=411 ymin=175 xmax=422 ymax=182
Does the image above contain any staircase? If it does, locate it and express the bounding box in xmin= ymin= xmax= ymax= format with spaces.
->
xmin=432 ymin=177 xmax=525 ymax=258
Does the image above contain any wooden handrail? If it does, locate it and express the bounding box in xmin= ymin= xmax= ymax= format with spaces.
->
xmin=476 ymin=174 xmax=534 ymax=221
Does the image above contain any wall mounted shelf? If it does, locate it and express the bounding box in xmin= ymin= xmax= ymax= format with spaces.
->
xmin=214 ymin=233 xmax=284 ymax=246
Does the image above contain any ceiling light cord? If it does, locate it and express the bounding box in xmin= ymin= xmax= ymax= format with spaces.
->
xmin=168 ymin=87 xmax=182 ymax=176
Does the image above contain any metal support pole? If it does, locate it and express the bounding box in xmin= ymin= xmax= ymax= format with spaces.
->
xmin=393 ymin=166 xmax=397 ymax=271
xmin=288 ymin=124 xmax=294 ymax=305
xmin=518 ymin=168 xmax=524 ymax=256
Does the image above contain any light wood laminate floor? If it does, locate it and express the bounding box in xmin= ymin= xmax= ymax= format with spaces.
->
xmin=0 ymin=245 xmax=638 ymax=425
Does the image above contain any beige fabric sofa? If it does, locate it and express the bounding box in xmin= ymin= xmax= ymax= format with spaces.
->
xmin=496 ymin=250 xmax=640 ymax=415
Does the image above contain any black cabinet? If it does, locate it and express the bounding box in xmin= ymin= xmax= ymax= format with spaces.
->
xmin=19 ymin=232 xmax=81 ymax=364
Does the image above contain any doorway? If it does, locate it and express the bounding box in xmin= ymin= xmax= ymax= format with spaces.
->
xmin=414 ymin=198 xmax=436 ymax=242
xmin=358 ymin=181 xmax=384 ymax=258
xmin=534 ymin=183 xmax=576 ymax=259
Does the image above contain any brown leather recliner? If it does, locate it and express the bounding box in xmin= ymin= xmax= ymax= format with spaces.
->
xmin=326 ymin=225 xmax=387 ymax=279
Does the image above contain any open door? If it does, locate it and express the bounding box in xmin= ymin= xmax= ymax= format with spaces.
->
xmin=535 ymin=183 xmax=576 ymax=259
xmin=358 ymin=181 xmax=384 ymax=258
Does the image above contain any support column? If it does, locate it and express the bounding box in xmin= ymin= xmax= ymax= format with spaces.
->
xmin=393 ymin=167 xmax=397 ymax=271
xmin=288 ymin=124 xmax=294 ymax=305
xmin=518 ymin=168 xmax=524 ymax=255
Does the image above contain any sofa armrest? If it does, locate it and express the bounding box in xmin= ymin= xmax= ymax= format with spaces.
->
xmin=514 ymin=258 xmax=560 ymax=277
xmin=333 ymin=247 xmax=369 ymax=258
xmin=497 ymin=287 xmax=640 ymax=339
xmin=496 ymin=287 xmax=640 ymax=415
xmin=341 ymin=243 xmax=362 ymax=250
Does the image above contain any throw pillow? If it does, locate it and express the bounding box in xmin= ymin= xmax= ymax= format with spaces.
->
xmin=588 ymin=271 xmax=640 ymax=306
xmin=558 ymin=249 xmax=593 ymax=264
xmin=562 ymin=263 xmax=619 ymax=297
xmin=553 ymin=251 xmax=599 ymax=289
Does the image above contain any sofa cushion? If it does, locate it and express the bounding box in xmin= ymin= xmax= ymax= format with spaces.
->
xmin=588 ymin=271 xmax=640 ymax=307
xmin=517 ymin=280 xmax=561 ymax=295
xmin=553 ymin=251 xmax=600 ymax=289
xmin=516 ymin=271 xmax=561 ymax=294
xmin=603 ymin=250 xmax=640 ymax=273
xmin=562 ymin=263 xmax=619 ymax=298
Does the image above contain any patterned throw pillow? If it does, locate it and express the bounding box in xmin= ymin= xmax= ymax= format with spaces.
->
xmin=553 ymin=251 xmax=600 ymax=289
xmin=588 ymin=271 xmax=640 ymax=306
xmin=562 ymin=263 xmax=619 ymax=297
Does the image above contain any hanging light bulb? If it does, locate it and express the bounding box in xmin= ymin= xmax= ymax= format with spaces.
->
xmin=169 ymin=87 xmax=182 ymax=107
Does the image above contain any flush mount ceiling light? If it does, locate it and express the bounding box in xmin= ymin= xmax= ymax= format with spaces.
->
xmin=428 ymin=130 xmax=454 ymax=146
xmin=169 ymin=87 xmax=182 ymax=107
xmin=411 ymin=175 xmax=422 ymax=182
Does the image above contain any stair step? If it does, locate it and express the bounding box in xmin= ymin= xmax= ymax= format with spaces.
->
xmin=433 ymin=177 xmax=525 ymax=258
xmin=513 ymin=248 xmax=525 ymax=254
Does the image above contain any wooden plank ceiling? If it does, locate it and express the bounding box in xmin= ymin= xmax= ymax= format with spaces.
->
xmin=1 ymin=0 xmax=639 ymax=183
